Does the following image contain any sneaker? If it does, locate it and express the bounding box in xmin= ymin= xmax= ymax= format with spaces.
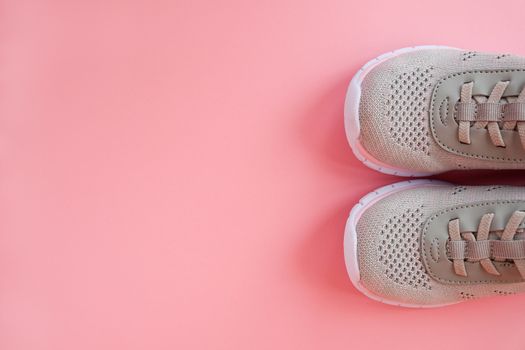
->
xmin=345 ymin=179 xmax=525 ymax=307
xmin=345 ymin=46 xmax=525 ymax=176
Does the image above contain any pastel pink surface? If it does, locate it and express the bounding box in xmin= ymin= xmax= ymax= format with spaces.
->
xmin=1 ymin=0 xmax=525 ymax=349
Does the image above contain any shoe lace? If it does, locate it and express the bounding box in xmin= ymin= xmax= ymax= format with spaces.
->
xmin=456 ymin=81 xmax=525 ymax=148
xmin=447 ymin=211 xmax=525 ymax=278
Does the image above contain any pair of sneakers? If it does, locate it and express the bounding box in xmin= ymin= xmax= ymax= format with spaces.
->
xmin=344 ymin=46 xmax=525 ymax=307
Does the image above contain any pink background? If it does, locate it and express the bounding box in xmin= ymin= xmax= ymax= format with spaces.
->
xmin=1 ymin=0 xmax=525 ymax=349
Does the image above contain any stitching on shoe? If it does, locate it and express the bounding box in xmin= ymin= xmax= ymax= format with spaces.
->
xmin=439 ymin=97 xmax=449 ymax=125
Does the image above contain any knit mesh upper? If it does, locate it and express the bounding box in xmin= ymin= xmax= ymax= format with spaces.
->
xmin=378 ymin=206 xmax=431 ymax=290
xmin=386 ymin=67 xmax=433 ymax=155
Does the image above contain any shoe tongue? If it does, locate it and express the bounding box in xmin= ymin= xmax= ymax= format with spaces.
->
xmin=421 ymin=200 xmax=525 ymax=284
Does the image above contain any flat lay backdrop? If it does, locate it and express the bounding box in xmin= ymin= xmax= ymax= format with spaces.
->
xmin=1 ymin=0 xmax=525 ymax=349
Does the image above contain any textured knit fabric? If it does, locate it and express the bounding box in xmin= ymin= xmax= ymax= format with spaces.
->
xmin=356 ymin=184 xmax=525 ymax=306
xmin=359 ymin=48 xmax=525 ymax=172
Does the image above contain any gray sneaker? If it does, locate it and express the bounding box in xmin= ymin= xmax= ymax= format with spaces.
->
xmin=345 ymin=180 xmax=525 ymax=307
xmin=345 ymin=46 xmax=525 ymax=176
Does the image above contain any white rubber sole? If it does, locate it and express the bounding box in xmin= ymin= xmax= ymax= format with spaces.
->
xmin=343 ymin=179 xmax=460 ymax=308
xmin=344 ymin=45 xmax=458 ymax=177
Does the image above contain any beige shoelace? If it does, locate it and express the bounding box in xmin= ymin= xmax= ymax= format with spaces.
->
xmin=447 ymin=211 xmax=525 ymax=278
xmin=456 ymin=81 xmax=525 ymax=148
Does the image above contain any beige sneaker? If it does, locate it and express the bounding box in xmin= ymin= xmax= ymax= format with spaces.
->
xmin=346 ymin=46 xmax=525 ymax=176
xmin=345 ymin=180 xmax=525 ymax=307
